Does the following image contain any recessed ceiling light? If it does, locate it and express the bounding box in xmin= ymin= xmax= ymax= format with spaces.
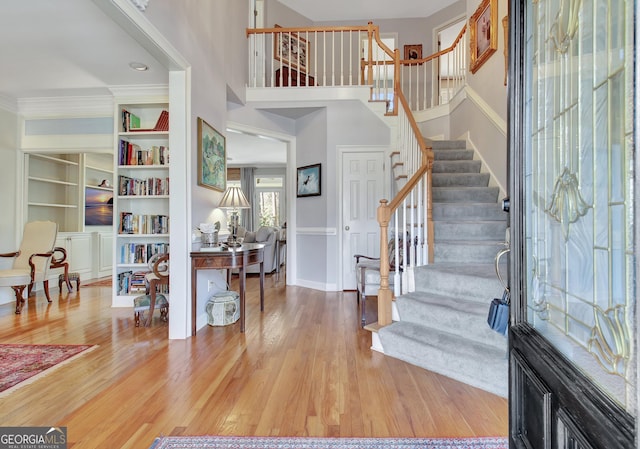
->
xmin=129 ymin=62 xmax=149 ymax=71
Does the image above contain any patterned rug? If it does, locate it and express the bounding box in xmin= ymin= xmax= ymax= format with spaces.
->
xmin=0 ymin=344 xmax=96 ymax=397
xmin=149 ymin=436 xmax=509 ymax=449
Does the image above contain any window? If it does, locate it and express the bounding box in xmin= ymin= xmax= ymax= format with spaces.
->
xmin=254 ymin=176 xmax=284 ymax=227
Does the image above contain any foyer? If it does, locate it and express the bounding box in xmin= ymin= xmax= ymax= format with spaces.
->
xmin=0 ymin=277 xmax=507 ymax=448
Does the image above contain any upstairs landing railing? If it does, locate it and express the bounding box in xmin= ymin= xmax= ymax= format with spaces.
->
xmin=246 ymin=22 xmax=467 ymax=114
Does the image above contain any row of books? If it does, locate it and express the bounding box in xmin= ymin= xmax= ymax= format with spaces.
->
xmin=120 ymin=243 xmax=169 ymax=265
xmin=118 ymin=175 xmax=169 ymax=196
xmin=117 ymin=270 xmax=169 ymax=295
xmin=121 ymin=109 xmax=169 ymax=132
xmin=119 ymin=212 xmax=170 ymax=235
xmin=119 ymin=141 xmax=169 ymax=166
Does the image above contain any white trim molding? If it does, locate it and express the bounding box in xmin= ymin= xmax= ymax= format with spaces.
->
xmin=296 ymin=227 xmax=337 ymax=236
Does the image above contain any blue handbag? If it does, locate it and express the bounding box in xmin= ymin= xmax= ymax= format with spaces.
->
xmin=487 ymin=289 xmax=510 ymax=335
xmin=487 ymin=247 xmax=510 ymax=336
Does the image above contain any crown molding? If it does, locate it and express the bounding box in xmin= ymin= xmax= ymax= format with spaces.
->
xmin=17 ymin=96 xmax=114 ymax=117
xmin=109 ymin=84 xmax=169 ymax=102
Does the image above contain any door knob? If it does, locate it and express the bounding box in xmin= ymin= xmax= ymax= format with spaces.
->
xmin=345 ymin=226 xmax=350 ymax=231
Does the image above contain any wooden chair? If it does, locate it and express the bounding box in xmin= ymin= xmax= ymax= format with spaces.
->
xmin=0 ymin=221 xmax=58 ymax=314
xmin=136 ymin=253 xmax=169 ymax=327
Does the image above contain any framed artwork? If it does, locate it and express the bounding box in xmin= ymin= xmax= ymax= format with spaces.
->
xmin=85 ymin=187 xmax=113 ymax=226
xmin=469 ymin=0 xmax=498 ymax=74
xmin=297 ymin=163 xmax=321 ymax=197
xmin=274 ymin=25 xmax=309 ymax=73
xmin=404 ymin=44 xmax=422 ymax=61
xmin=197 ymin=117 xmax=226 ymax=192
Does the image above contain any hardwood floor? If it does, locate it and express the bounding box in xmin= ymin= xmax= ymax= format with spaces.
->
xmin=0 ymin=274 xmax=507 ymax=448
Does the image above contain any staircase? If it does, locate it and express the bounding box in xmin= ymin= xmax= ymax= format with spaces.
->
xmin=378 ymin=139 xmax=509 ymax=397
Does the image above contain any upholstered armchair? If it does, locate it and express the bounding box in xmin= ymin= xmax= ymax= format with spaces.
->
xmin=0 ymin=221 xmax=58 ymax=314
xmin=236 ymin=226 xmax=279 ymax=273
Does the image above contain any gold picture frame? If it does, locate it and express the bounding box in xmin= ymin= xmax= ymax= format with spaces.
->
xmin=403 ymin=44 xmax=422 ymax=61
xmin=197 ymin=117 xmax=226 ymax=192
xmin=469 ymin=0 xmax=498 ymax=74
xmin=274 ymin=25 xmax=309 ymax=74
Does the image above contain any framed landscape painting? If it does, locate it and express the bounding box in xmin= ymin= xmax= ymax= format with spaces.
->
xmin=197 ymin=117 xmax=226 ymax=192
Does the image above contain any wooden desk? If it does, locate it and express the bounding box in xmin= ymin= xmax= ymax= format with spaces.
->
xmin=190 ymin=243 xmax=265 ymax=336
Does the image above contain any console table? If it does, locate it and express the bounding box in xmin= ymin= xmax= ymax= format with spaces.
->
xmin=190 ymin=243 xmax=265 ymax=335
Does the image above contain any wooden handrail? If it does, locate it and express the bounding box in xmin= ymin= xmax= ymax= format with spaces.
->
xmin=247 ymin=25 xmax=373 ymax=36
xmin=375 ymin=89 xmax=435 ymax=326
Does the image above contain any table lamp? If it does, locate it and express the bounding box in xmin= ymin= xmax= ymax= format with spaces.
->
xmin=219 ymin=186 xmax=251 ymax=247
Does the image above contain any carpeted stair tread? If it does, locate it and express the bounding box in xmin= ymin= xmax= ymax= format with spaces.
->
xmin=428 ymin=139 xmax=467 ymax=150
xmin=434 ymin=221 xmax=507 ymax=241
xmin=433 ymin=149 xmax=474 ymax=161
xmin=395 ymin=292 xmax=507 ymax=351
xmin=413 ymin=263 xmax=507 ymax=301
xmin=432 ymin=173 xmax=490 ymax=187
xmin=378 ymin=322 xmax=508 ymax=397
xmin=434 ymin=240 xmax=506 ymax=263
xmin=433 ymin=160 xmax=482 ymax=173
xmin=433 ymin=186 xmax=500 ymax=203
xmin=433 ymin=203 xmax=507 ymax=221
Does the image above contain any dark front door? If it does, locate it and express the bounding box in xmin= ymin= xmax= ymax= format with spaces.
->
xmin=508 ymin=0 xmax=637 ymax=447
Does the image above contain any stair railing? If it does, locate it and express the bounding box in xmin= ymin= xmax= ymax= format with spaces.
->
xmin=377 ymin=88 xmax=434 ymax=326
xmin=401 ymin=24 xmax=467 ymax=111
xmin=246 ymin=24 xmax=373 ymax=87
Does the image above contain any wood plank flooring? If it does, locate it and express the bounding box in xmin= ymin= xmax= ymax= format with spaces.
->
xmin=0 ymin=274 xmax=507 ymax=448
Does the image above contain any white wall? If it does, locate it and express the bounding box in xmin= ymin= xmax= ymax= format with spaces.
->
xmin=0 ymin=104 xmax=18 ymax=304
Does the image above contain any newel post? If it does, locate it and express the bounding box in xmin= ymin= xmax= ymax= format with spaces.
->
xmin=377 ymin=199 xmax=393 ymax=326
xmin=367 ymin=22 xmax=374 ymax=88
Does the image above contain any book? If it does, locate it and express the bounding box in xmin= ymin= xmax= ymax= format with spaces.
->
xmin=128 ymin=110 xmax=169 ymax=132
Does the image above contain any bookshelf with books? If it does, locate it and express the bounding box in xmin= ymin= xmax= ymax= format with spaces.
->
xmin=114 ymin=102 xmax=170 ymax=307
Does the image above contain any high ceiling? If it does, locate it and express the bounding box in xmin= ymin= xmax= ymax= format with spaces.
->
xmin=0 ymin=0 xmax=454 ymax=167
xmin=278 ymin=0 xmax=459 ymax=22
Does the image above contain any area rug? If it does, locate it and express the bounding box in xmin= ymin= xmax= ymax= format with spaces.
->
xmin=149 ymin=436 xmax=508 ymax=449
xmin=0 ymin=344 xmax=97 ymax=397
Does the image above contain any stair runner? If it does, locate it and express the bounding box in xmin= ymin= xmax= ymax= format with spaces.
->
xmin=378 ymin=140 xmax=509 ymax=397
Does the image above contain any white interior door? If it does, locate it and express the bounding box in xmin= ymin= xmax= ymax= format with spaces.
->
xmin=341 ymin=150 xmax=385 ymax=290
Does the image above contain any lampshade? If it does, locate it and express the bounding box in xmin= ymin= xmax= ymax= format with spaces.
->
xmin=218 ymin=186 xmax=250 ymax=209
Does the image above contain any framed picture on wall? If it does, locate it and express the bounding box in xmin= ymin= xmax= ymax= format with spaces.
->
xmin=85 ymin=187 xmax=113 ymax=226
xmin=296 ymin=163 xmax=321 ymax=197
xmin=469 ymin=0 xmax=498 ymax=74
xmin=403 ymin=44 xmax=422 ymax=60
xmin=274 ymin=24 xmax=309 ymax=73
xmin=197 ymin=117 xmax=226 ymax=192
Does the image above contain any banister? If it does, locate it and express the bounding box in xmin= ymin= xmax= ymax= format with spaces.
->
xmin=247 ymin=25 xmax=373 ymax=36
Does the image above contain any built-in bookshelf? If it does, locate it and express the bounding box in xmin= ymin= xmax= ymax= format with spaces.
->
xmin=113 ymin=101 xmax=170 ymax=306
xmin=26 ymin=153 xmax=80 ymax=232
